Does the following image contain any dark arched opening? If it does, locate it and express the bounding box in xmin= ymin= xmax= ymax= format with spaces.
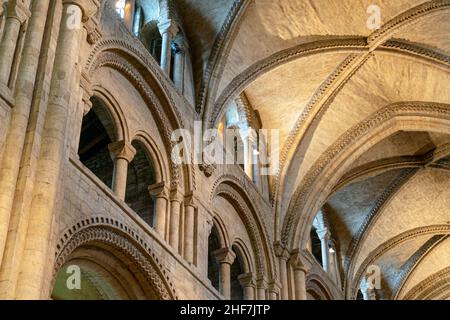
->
xmin=125 ymin=140 xmax=156 ymax=226
xmin=78 ymin=97 xmax=116 ymax=188
xmin=310 ymin=226 xmax=323 ymax=266
xmin=230 ymin=246 xmax=244 ymax=300
xmin=207 ymin=225 xmax=221 ymax=291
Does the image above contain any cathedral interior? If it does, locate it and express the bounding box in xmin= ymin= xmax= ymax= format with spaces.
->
xmin=0 ymin=0 xmax=449 ymax=300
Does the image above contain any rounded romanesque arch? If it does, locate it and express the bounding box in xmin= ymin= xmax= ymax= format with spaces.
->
xmin=210 ymin=176 xmax=277 ymax=287
xmin=306 ymin=276 xmax=333 ymax=301
xmin=83 ymin=36 xmax=194 ymax=192
xmin=402 ymin=267 xmax=450 ymax=300
xmin=53 ymin=217 xmax=178 ymax=300
xmin=282 ymin=102 xmax=450 ymax=252
xmin=349 ymin=225 xmax=450 ymax=300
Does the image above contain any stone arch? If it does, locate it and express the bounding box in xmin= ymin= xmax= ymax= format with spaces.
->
xmin=402 ymin=267 xmax=450 ymax=300
xmin=232 ymin=238 xmax=255 ymax=274
xmin=131 ymin=131 xmax=169 ymax=184
xmin=84 ymin=37 xmax=194 ymax=191
xmin=203 ymin=1 xmax=450 ymax=129
xmin=350 ymin=225 xmax=450 ymax=300
xmin=211 ymin=214 xmax=231 ymax=249
xmin=54 ymin=217 xmax=178 ymax=300
xmin=282 ymin=102 xmax=450 ymax=252
xmin=92 ymin=85 xmax=129 ymax=142
xmin=306 ymin=275 xmax=333 ymax=300
xmin=210 ymin=176 xmax=277 ymax=282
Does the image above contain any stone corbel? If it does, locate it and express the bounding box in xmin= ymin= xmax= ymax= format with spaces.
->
xmin=84 ymin=15 xmax=101 ymax=44
xmin=199 ymin=163 xmax=216 ymax=178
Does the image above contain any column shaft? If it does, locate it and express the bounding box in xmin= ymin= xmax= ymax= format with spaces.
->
xmin=169 ymin=198 xmax=181 ymax=250
xmin=183 ymin=204 xmax=195 ymax=263
xmin=279 ymin=258 xmax=289 ymax=300
xmin=160 ymin=31 xmax=172 ymax=74
xmin=0 ymin=0 xmax=51 ymax=298
xmin=243 ymin=286 xmax=255 ymax=300
xmin=173 ymin=49 xmax=185 ymax=91
xmin=109 ymin=141 xmax=136 ymax=201
xmin=0 ymin=1 xmax=29 ymax=85
xmin=153 ymin=196 xmax=167 ymax=236
xmin=257 ymin=287 xmax=266 ymax=300
xmin=294 ymin=268 xmax=307 ymax=300
xmin=113 ymin=157 xmax=128 ymax=200
xmin=220 ymin=262 xmax=231 ymax=299
xmin=320 ymin=236 xmax=329 ymax=272
xmin=15 ymin=3 xmax=83 ymax=299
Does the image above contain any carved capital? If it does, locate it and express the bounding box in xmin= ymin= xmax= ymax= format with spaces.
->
xmin=268 ymin=280 xmax=281 ymax=294
xmin=172 ymin=34 xmax=187 ymax=53
xmin=256 ymin=275 xmax=268 ymax=289
xmin=6 ymin=0 xmax=31 ymax=23
xmin=108 ymin=140 xmax=136 ymax=163
xmin=157 ymin=19 xmax=178 ymax=37
xmin=148 ymin=181 xmax=169 ymax=199
xmin=316 ymin=228 xmax=331 ymax=241
xmin=84 ymin=15 xmax=102 ymax=44
xmin=170 ymin=187 xmax=183 ymax=203
xmin=63 ymin=0 xmax=99 ymax=21
xmin=290 ymin=249 xmax=312 ymax=273
xmin=238 ymin=273 xmax=256 ymax=288
xmin=274 ymin=241 xmax=290 ymax=260
xmin=213 ymin=248 xmax=236 ymax=265
xmin=184 ymin=191 xmax=197 ymax=208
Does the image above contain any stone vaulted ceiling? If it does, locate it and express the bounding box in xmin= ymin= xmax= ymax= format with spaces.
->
xmin=186 ymin=0 xmax=450 ymax=299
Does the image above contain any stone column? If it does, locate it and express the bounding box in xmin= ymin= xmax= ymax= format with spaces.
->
xmin=293 ymin=267 xmax=307 ymax=300
xmin=15 ymin=1 xmax=98 ymax=299
xmin=317 ymin=228 xmax=331 ymax=272
xmin=169 ymin=188 xmax=182 ymax=251
xmin=157 ymin=19 xmax=178 ymax=75
xmin=256 ymin=276 xmax=268 ymax=300
xmin=148 ymin=181 xmax=169 ymax=238
xmin=0 ymin=0 xmax=50 ymax=298
xmin=238 ymin=273 xmax=255 ymax=300
xmin=291 ymin=250 xmax=310 ymax=300
xmin=172 ymin=34 xmax=185 ymax=92
xmin=183 ymin=192 xmax=196 ymax=264
xmin=109 ymin=140 xmax=136 ymax=201
xmin=268 ymin=281 xmax=280 ymax=300
xmin=213 ymin=248 xmax=235 ymax=300
xmin=275 ymin=243 xmax=290 ymax=300
xmin=0 ymin=0 xmax=30 ymax=85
